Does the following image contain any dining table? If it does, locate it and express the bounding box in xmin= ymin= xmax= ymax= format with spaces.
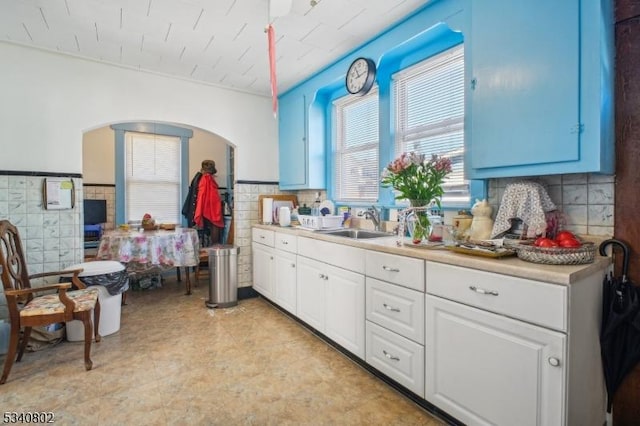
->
xmin=96 ymin=227 xmax=200 ymax=295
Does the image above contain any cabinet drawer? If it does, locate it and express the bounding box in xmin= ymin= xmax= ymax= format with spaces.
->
xmin=298 ymin=237 xmax=365 ymax=273
xmin=366 ymin=277 xmax=424 ymax=344
xmin=366 ymin=320 xmax=425 ymax=397
xmin=426 ymin=262 xmax=567 ymax=332
xmin=366 ymin=251 xmax=424 ymax=291
xmin=274 ymin=232 xmax=297 ymax=253
xmin=252 ymin=228 xmax=275 ymax=246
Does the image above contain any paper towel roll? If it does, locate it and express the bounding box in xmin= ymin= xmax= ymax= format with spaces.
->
xmin=262 ymin=198 xmax=273 ymax=224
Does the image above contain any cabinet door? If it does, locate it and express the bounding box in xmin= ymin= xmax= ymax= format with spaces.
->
xmin=278 ymin=93 xmax=307 ymax=188
xmin=252 ymin=243 xmax=274 ymax=299
xmin=274 ymin=249 xmax=297 ymax=315
xmin=426 ymin=295 xmax=566 ymax=426
xmin=469 ymin=0 xmax=580 ymax=172
xmin=296 ymin=256 xmax=326 ymax=331
xmin=325 ymin=262 xmax=365 ymax=359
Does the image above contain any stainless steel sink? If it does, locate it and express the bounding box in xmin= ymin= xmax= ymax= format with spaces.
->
xmin=317 ymin=229 xmax=395 ymax=239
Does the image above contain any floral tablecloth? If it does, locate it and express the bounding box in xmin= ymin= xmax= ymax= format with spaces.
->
xmin=96 ymin=228 xmax=200 ymax=270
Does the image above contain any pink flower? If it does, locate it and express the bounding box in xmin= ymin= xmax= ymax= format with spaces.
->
xmin=380 ymin=151 xmax=452 ymax=207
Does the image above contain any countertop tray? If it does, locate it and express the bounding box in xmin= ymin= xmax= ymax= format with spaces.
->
xmin=445 ymin=245 xmax=516 ymax=258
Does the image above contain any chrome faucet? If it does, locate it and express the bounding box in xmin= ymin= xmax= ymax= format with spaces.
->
xmin=361 ymin=205 xmax=381 ymax=231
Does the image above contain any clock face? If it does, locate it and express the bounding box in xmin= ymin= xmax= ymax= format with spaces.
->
xmin=346 ymin=58 xmax=376 ymax=95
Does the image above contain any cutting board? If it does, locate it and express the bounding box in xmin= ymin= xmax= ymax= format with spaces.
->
xmin=258 ymin=194 xmax=298 ymax=225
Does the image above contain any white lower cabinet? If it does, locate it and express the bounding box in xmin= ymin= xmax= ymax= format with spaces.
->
xmin=252 ymin=242 xmax=275 ymax=299
xmin=297 ymin=255 xmax=365 ymax=359
xmin=296 ymin=255 xmax=327 ymax=331
xmin=252 ymin=230 xmax=297 ymax=314
xmin=273 ymin=249 xmax=297 ymax=315
xmin=426 ymin=295 xmax=566 ymax=426
xmin=366 ymin=320 xmax=425 ymax=396
xmin=252 ymin=227 xmax=605 ymax=426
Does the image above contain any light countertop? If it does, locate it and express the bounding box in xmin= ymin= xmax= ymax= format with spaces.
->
xmin=253 ymin=224 xmax=611 ymax=286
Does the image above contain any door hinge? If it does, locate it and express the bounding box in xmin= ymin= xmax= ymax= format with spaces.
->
xmin=570 ymin=123 xmax=584 ymax=134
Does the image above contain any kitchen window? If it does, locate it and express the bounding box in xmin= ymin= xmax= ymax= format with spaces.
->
xmin=124 ymin=132 xmax=181 ymax=224
xmin=333 ymin=87 xmax=379 ymax=202
xmin=393 ymin=44 xmax=468 ymax=207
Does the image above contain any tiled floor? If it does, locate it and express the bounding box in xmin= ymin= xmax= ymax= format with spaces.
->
xmin=0 ymin=275 xmax=445 ymax=425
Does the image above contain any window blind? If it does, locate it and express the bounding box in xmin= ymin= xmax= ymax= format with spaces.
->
xmin=125 ymin=132 xmax=181 ymax=223
xmin=394 ymin=44 xmax=468 ymax=206
xmin=334 ymin=87 xmax=379 ymax=202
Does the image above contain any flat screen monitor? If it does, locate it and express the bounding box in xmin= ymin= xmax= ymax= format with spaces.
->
xmin=84 ymin=199 xmax=107 ymax=225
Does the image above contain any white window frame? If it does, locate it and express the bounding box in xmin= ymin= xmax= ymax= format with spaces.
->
xmin=393 ymin=44 xmax=468 ymax=207
xmin=333 ymin=87 xmax=380 ymax=203
xmin=124 ymin=131 xmax=182 ymax=224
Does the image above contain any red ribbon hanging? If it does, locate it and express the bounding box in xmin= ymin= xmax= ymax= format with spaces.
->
xmin=267 ymin=24 xmax=278 ymax=117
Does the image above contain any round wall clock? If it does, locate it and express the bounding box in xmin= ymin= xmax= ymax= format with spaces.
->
xmin=346 ymin=57 xmax=376 ymax=95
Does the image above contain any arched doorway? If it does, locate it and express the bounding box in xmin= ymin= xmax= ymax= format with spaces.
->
xmin=81 ymin=121 xmax=235 ymax=253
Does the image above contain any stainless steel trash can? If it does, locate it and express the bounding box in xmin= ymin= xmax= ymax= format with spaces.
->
xmin=205 ymin=244 xmax=239 ymax=308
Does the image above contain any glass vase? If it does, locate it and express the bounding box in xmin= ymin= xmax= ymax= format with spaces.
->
xmin=406 ymin=200 xmax=433 ymax=244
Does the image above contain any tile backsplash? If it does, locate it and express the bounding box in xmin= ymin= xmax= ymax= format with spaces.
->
xmin=232 ymin=183 xmax=325 ymax=288
xmin=487 ymin=173 xmax=614 ymax=237
xmin=83 ymin=185 xmax=115 ymax=230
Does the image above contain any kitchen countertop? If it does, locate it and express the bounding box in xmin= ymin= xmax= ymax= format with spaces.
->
xmin=253 ymin=224 xmax=611 ymax=286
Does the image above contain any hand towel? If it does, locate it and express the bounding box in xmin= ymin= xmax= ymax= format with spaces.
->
xmin=491 ymin=181 xmax=557 ymax=238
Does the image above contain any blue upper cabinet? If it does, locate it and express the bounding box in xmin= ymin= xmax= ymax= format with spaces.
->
xmin=278 ymin=93 xmax=308 ymax=188
xmin=466 ymin=0 xmax=614 ymax=179
xmin=278 ymin=90 xmax=326 ymax=189
xmin=277 ymin=0 xmax=613 ymax=188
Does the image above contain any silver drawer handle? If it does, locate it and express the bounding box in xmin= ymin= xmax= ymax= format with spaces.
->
xmin=383 ymin=350 xmax=400 ymax=361
xmin=281 ymin=240 xmax=288 ymax=244
xmin=383 ymin=303 xmax=400 ymax=312
xmin=469 ymin=285 xmax=499 ymax=296
xmin=382 ymin=265 xmax=400 ymax=272
xmin=260 ymin=235 xmax=265 ymax=239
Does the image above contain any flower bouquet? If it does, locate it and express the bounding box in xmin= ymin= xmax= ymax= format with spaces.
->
xmin=381 ymin=152 xmax=452 ymax=243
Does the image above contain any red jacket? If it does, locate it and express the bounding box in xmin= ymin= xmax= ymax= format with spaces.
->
xmin=194 ymin=174 xmax=224 ymax=228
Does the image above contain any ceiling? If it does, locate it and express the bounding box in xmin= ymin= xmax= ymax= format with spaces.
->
xmin=0 ymin=0 xmax=430 ymax=97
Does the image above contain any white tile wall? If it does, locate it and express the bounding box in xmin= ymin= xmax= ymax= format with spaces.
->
xmin=487 ymin=173 xmax=615 ymax=237
xmin=0 ymin=175 xmax=86 ymax=321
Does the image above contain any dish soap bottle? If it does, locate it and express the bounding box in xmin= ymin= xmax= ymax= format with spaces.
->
xmin=311 ymin=192 xmax=322 ymax=216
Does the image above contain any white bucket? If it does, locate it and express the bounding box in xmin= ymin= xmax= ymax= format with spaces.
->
xmin=66 ymin=285 xmax=123 ymax=341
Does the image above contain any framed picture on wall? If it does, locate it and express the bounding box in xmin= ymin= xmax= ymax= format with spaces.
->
xmin=43 ymin=178 xmax=75 ymax=210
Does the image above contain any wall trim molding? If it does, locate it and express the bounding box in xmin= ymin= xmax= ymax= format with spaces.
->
xmin=0 ymin=170 xmax=82 ymax=178
xmin=236 ymin=180 xmax=279 ymax=185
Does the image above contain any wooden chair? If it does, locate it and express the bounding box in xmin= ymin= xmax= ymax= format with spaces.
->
xmin=195 ymin=248 xmax=210 ymax=283
xmin=0 ymin=220 xmax=101 ymax=385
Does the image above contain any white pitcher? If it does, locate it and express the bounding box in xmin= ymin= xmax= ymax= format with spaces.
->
xmin=279 ymin=206 xmax=291 ymax=227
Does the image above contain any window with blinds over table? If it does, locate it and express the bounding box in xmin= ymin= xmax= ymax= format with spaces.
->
xmin=125 ymin=132 xmax=181 ymax=224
